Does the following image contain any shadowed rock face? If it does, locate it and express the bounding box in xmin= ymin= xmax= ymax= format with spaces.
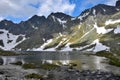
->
xmin=116 ymin=0 xmax=120 ymax=8
xmin=0 ymin=58 xmax=3 ymax=65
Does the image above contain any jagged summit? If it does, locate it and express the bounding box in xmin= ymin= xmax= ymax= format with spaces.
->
xmin=47 ymin=12 xmax=72 ymax=21
xmin=28 ymin=15 xmax=46 ymax=22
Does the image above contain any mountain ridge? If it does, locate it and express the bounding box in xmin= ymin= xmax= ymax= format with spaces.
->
xmin=0 ymin=1 xmax=120 ymax=53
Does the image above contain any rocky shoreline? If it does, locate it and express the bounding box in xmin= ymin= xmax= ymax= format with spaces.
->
xmin=46 ymin=66 xmax=120 ymax=80
xmin=0 ymin=65 xmax=120 ymax=80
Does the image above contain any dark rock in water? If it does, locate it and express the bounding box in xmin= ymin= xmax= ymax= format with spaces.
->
xmin=0 ymin=58 xmax=3 ymax=65
xmin=116 ymin=0 xmax=120 ymax=8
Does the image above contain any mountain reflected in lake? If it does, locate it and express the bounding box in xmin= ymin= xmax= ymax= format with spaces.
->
xmin=0 ymin=51 xmax=120 ymax=75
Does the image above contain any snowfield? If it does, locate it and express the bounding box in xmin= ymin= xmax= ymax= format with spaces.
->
xmin=114 ymin=26 xmax=120 ymax=34
xmin=94 ymin=23 xmax=113 ymax=34
xmin=105 ymin=19 xmax=120 ymax=25
xmin=92 ymin=39 xmax=110 ymax=52
xmin=0 ymin=29 xmax=26 ymax=50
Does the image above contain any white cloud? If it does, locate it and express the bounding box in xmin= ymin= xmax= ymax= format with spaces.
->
xmin=37 ymin=0 xmax=75 ymax=16
xmin=0 ymin=0 xmax=117 ymax=22
xmin=0 ymin=0 xmax=75 ymax=20
xmin=0 ymin=0 xmax=38 ymax=18
xmin=0 ymin=17 xmax=4 ymax=21
xmin=81 ymin=0 xmax=117 ymax=7
xmin=105 ymin=0 xmax=117 ymax=6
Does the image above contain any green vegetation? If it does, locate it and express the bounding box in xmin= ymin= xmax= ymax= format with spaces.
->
xmin=10 ymin=61 xmax=23 ymax=66
xmin=70 ymin=41 xmax=88 ymax=48
xmin=25 ymin=73 xmax=43 ymax=79
xmin=96 ymin=51 xmax=120 ymax=67
xmin=44 ymin=36 xmax=62 ymax=50
xmin=97 ymin=22 xmax=105 ymax=27
xmin=40 ymin=63 xmax=59 ymax=70
xmin=106 ymin=22 xmax=120 ymax=29
xmin=22 ymin=62 xmax=59 ymax=70
xmin=56 ymin=44 xmax=66 ymax=50
xmin=0 ymin=50 xmax=18 ymax=56
xmin=22 ymin=63 xmax=36 ymax=69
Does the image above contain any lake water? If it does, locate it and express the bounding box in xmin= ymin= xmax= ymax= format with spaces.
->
xmin=0 ymin=51 xmax=120 ymax=75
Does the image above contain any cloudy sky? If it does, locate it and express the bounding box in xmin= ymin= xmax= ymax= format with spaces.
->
xmin=0 ymin=0 xmax=117 ymax=23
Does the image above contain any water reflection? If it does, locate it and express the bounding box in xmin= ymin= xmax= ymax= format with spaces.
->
xmin=0 ymin=57 xmax=3 ymax=65
xmin=0 ymin=51 xmax=120 ymax=74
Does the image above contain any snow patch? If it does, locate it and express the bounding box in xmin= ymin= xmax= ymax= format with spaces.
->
xmin=93 ymin=9 xmax=96 ymax=16
xmin=75 ymin=39 xmax=110 ymax=52
xmin=40 ymin=39 xmax=53 ymax=49
xmin=0 ymin=17 xmax=3 ymax=22
xmin=116 ymin=8 xmax=120 ymax=11
xmin=43 ymin=38 xmax=45 ymax=42
xmin=0 ymin=29 xmax=26 ymax=50
xmin=78 ymin=12 xmax=90 ymax=20
xmin=114 ymin=26 xmax=120 ymax=34
xmin=105 ymin=19 xmax=120 ymax=25
xmin=59 ymin=33 xmax=63 ymax=37
xmin=57 ymin=18 xmax=67 ymax=24
xmin=56 ymin=18 xmax=67 ymax=29
xmin=78 ymin=25 xmax=81 ymax=29
xmin=63 ymin=25 xmax=67 ymax=29
xmin=60 ymin=60 xmax=70 ymax=65
xmin=103 ymin=9 xmax=106 ymax=12
xmin=52 ymin=16 xmax=56 ymax=22
xmin=45 ymin=60 xmax=53 ymax=64
xmin=92 ymin=39 xmax=110 ymax=52
xmin=118 ymin=43 xmax=120 ymax=45
xmin=32 ymin=47 xmax=55 ymax=51
xmin=31 ymin=25 xmax=38 ymax=30
xmin=94 ymin=23 xmax=113 ymax=34
xmin=5 ymin=23 xmax=8 ymax=26
xmin=61 ymin=43 xmax=72 ymax=51
xmin=71 ymin=17 xmax=76 ymax=20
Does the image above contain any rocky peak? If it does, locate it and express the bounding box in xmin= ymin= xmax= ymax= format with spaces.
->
xmin=77 ymin=4 xmax=119 ymax=21
xmin=48 ymin=12 xmax=72 ymax=21
xmin=28 ymin=15 xmax=46 ymax=22
xmin=0 ymin=19 xmax=15 ymax=29
xmin=116 ymin=0 xmax=120 ymax=8
xmin=92 ymin=4 xmax=118 ymax=15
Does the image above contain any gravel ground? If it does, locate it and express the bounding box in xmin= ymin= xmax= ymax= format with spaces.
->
xmin=0 ymin=65 xmax=120 ymax=80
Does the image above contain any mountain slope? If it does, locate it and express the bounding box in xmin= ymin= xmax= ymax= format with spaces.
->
xmin=0 ymin=1 xmax=120 ymax=53
xmin=40 ymin=3 xmax=120 ymax=52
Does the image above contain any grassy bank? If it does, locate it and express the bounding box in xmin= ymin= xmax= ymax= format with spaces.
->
xmin=0 ymin=50 xmax=19 ymax=56
xmin=96 ymin=51 xmax=120 ymax=67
